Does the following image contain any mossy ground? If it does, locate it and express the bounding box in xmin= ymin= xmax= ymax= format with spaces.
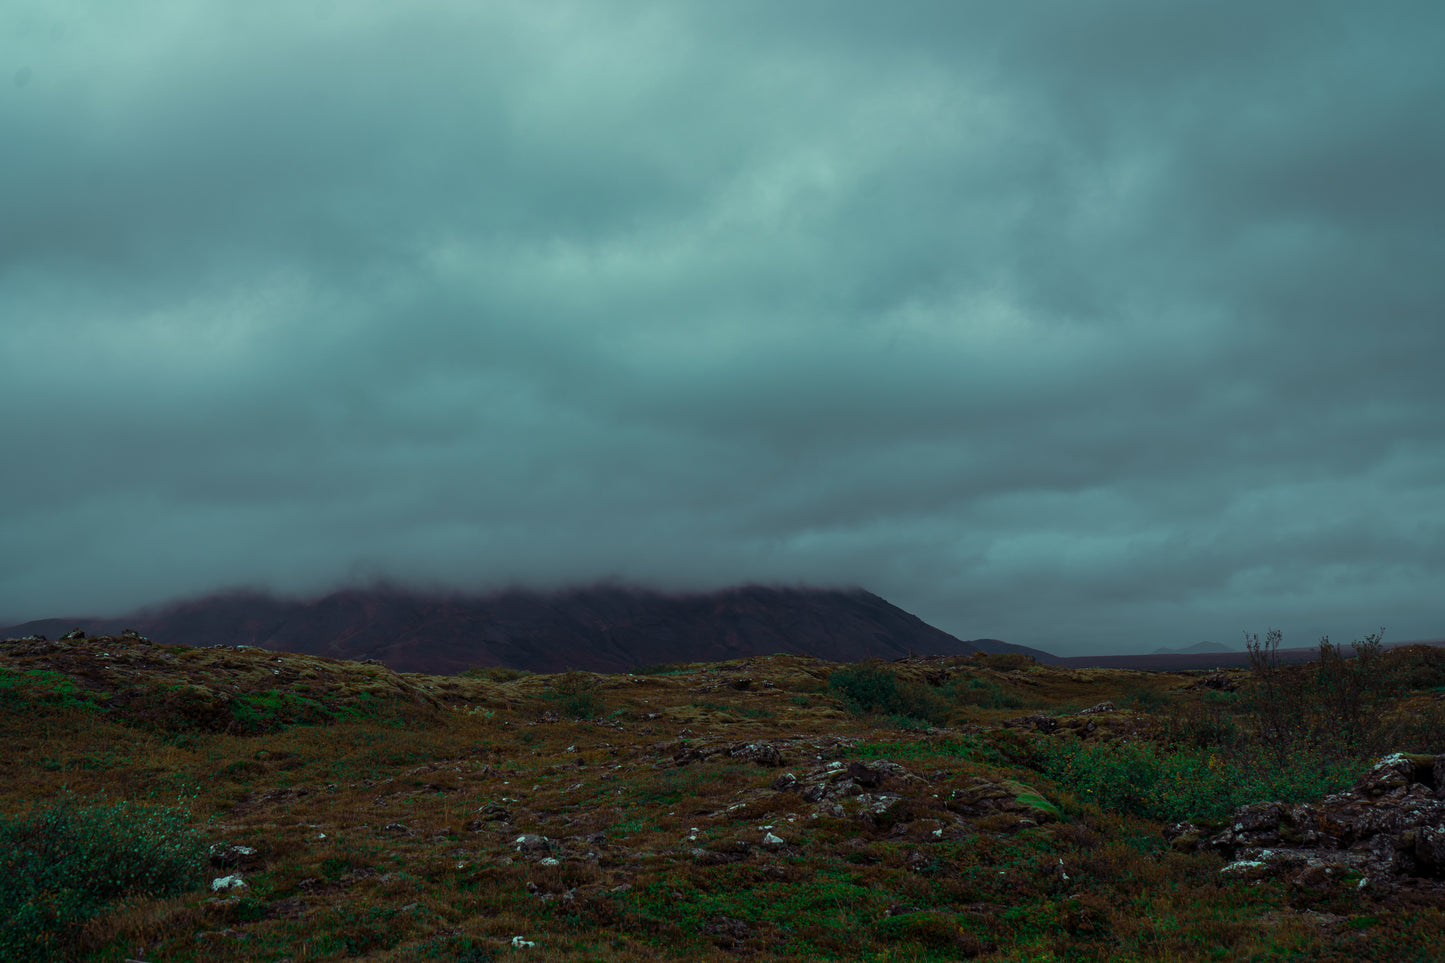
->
xmin=1 ymin=637 xmax=1442 ymax=961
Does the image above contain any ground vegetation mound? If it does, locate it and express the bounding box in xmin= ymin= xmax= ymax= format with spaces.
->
xmin=1 ymin=631 xmax=1442 ymax=961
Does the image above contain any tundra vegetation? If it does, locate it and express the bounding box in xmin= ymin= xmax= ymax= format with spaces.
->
xmin=1 ymin=631 xmax=1442 ymax=961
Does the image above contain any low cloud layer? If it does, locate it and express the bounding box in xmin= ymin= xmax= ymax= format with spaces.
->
xmin=4 ymin=1 xmax=1442 ymax=654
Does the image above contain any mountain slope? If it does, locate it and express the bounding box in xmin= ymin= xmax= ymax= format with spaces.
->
xmin=1 ymin=585 xmax=1036 ymax=674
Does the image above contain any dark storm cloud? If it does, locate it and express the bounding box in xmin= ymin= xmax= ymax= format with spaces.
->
xmin=2 ymin=1 xmax=1442 ymax=654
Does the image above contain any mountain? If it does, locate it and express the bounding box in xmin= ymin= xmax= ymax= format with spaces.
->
xmin=1151 ymin=641 xmax=1232 ymax=655
xmin=0 ymin=585 xmax=1043 ymax=674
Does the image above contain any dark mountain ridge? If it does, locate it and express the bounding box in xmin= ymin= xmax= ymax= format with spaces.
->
xmin=1152 ymin=641 xmax=1232 ymax=655
xmin=1 ymin=584 xmax=1047 ymax=674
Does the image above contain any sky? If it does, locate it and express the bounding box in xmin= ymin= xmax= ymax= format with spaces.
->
xmin=3 ymin=1 xmax=1443 ymax=656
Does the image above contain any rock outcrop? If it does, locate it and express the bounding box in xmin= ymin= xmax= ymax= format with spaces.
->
xmin=1167 ymin=753 xmax=1445 ymax=889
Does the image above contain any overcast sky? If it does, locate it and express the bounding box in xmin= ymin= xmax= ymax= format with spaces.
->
xmin=3 ymin=2 xmax=1442 ymax=655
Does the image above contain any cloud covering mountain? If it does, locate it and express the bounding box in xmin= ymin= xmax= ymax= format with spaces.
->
xmin=3 ymin=1 xmax=1442 ymax=655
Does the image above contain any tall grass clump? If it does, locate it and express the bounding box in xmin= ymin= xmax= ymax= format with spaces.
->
xmin=0 ymin=794 xmax=206 ymax=962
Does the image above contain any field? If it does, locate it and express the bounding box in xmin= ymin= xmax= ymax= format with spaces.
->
xmin=2 ymin=633 xmax=1443 ymax=962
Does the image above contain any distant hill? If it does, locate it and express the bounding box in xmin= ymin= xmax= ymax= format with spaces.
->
xmin=1056 ymin=639 xmax=1445 ymax=672
xmin=0 ymin=585 xmax=1046 ymax=675
xmin=1151 ymin=641 xmax=1232 ymax=655
xmin=966 ymin=638 xmax=1062 ymax=664
xmin=1056 ymin=649 xmax=1269 ymax=671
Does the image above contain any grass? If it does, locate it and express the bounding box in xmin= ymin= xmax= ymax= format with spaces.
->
xmin=0 ymin=635 xmax=1440 ymax=960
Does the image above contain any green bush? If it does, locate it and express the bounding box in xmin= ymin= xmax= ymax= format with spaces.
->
xmin=1119 ymin=684 xmax=1170 ymax=712
xmin=1384 ymin=644 xmax=1445 ymax=691
xmin=1035 ymin=740 xmax=1362 ymax=822
xmin=886 ymin=713 xmax=933 ymax=731
xmin=0 ymin=795 xmax=206 ymax=961
xmin=947 ymin=676 xmax=1023 ymax=709
xmin=1153 ymin=691 xmax=1244 ymax=750
xmin=460 ymin=666 xmax=533 ymax=682
xmin=1244 ymin=629 xmax=1399 ymax=761
xmin=545 ymin=671 xmax=606 ymax=720
xmin=828 ymin=664 xmax=949 ymax=725
xmin=630 ymin=663 xmax=686 ymax=676
xmin=971 ymin=652 xmax=1037 ymax=672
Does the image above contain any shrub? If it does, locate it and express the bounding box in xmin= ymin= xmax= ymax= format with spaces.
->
xmin=971 ymin=652 xmax=1037 ymax=671
xmin=1244 ymin=629 xmax=1398 ymax=762
xmin=1152 ymin=690 xmax=1244 ymax=750
xmin=545 ymin=671 xmax=606 ymax=720
xmin=1035 ymin=739 xmax=1362 ymax=823
xmin=828 ymin=664 xmax=948 ymax=725
xmin=461 ymin=666 xmax=533 ymax=682
xmin=631 ymin=663 xmax=686 ymax=676
xmin=947 ymin=676 xmax=1023 ymax=709
xmin=1383 ymin=644 xmax=1445 ymax=691
xmin=886 ymin=713 xmax=933 ymax=731
xmin=829 ymin=664 xmax=901 ymax=713
xmin=1118 ymin=684 xmax=1170 ymax=712
xmin=873 ymin=911 xmax=970 ymax=950
xmin=0 ymin=795 xmax=206 ymax=961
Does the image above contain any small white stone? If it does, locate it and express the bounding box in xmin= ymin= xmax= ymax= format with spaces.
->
xmin=210 ymin=875 xmax=247 ymax=892
xmin=511 ymin=936 xmax=536 ymax=948
xmin=763 ymin=832 xmax=784 ymax=847
xmin=539 ymin=857 xmax=560 ymax=867
xmin=1220 ymin=859 xmax=1269 ymax=877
